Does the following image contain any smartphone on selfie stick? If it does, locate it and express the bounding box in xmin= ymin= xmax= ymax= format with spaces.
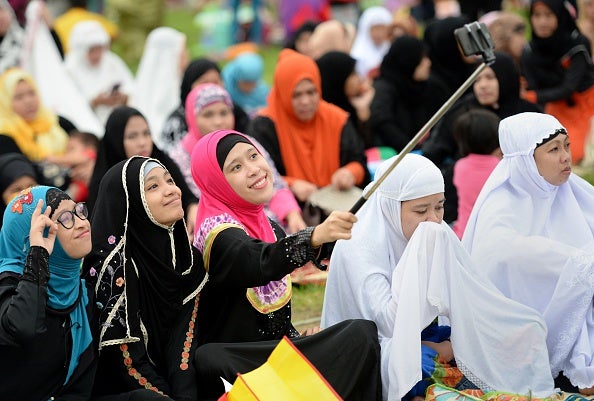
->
xmin=110 ymin=82 xmax=122 ymax=94
xmin=346 ymin=22 xmax=496 ymax=216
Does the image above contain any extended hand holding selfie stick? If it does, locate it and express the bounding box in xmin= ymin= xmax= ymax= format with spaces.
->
xmin=348 ymin=22 xmax=496 ymax=214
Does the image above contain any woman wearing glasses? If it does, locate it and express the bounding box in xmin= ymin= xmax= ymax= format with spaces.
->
xmin=0 ymin=186 xmax=95 ymax=400
xmin=0 ymin=186 xmax=170 ymax=400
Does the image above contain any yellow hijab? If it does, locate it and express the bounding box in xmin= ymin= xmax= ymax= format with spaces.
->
xmin=0 ymin=68 xmax=68 ymax=161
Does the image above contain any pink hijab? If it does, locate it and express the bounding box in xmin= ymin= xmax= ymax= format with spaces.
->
xmin=182 ymin=83 xmax=233 ymax=154
xmin=191 ymin=129 xmax=290 ymax=313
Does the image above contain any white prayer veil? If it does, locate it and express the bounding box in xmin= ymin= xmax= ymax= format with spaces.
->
xmin=65 ymin=20 xmax=134 ymax=126
xmin=20 ymin=1 xmax=103 ymax=136
xmin=130 ymin=27 xmax=186 ymax=148
xmin=350 ymin=6 xmax=392 ymax=78
xmin=323 ymin=153 xmax=555 ymax=401
xmin=0 ymin=0 xmax=24 ymax=73
xmin=462 ymin=112 xmax=594 ymax=388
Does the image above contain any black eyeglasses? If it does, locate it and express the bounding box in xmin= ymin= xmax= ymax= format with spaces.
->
xmin=56 ymin=202 xmax=88 ymax=229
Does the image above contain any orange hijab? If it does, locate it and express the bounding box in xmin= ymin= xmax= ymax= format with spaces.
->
xmin=259 ymin=49 xmax=348 ymax=188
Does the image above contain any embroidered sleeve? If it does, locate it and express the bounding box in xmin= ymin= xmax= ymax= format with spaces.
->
xmin=23 ymin=246 xmax=50 ymax=286
xmin=0 ymin=246 xmax=49 ymax=345
xmin=280 ymin=227 xmax=328 ymax=270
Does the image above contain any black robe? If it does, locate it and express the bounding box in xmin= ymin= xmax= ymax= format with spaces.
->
xmin=194 ymin=222 xmax=382 ymax=401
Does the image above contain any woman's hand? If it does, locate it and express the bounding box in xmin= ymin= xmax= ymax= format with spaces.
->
xmin=331 ymin=168 xmax=356 ymax=190
xmin=290 ymin=180 xmax=318 ymax=203
xmin=285 ymin=210 xmax=306 ymax=234
xmin=185 ymin=202 xmax=198 ymax=241
xmin=300 ymin=326 xmax=322 ymax=336
xmin=422 ymin=340 xmax=454 ymax=363
xmin=310 ymin=211 xmax=357 ymax=247
xmin=349 ymin=85 xmax=375 ymax=122
xmin=579 ymin=386 xmax=594 ymax=396
xmin=29 ymin=200 xmax=58 ymax=254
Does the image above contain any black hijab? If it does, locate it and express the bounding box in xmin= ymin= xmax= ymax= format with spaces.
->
xmin=487 ymin=51 xmax=543 ymax=118
xmin=88 ymin=106 xmax=197 ymax=213
xmin=285 ymin=20 xmax=318 ymax=51
xmin=0 ymin=153 xmax=37 ymax=228
xmin=529 ymin=0 xmax=584 ymax=60
xmin=85 ymin=157 xmax=206 ymax=366
xmin=180 ymin=58 xmax=221 ymax=105
xmin=316 ymin=51 xmax=357 ymax=117
xmin=379 ymin=35 xmax=428 ymax=104
xmin=423 ymin=15 xmax=475 ymax=94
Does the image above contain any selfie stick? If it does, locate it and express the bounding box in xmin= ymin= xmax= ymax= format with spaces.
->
xmin=348 ymin=22 xmax=497 ymax=214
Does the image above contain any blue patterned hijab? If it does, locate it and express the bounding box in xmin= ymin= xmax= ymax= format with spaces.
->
xmin=0 ymin=185 xmax=92 ymax=384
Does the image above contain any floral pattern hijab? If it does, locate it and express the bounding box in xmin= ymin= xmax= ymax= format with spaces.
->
xmin=0 ymin=186 xmax=92 ymax=383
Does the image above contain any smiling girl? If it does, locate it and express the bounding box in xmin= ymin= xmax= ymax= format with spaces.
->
xmin=191 ymin=129 xmax=382 ymax=401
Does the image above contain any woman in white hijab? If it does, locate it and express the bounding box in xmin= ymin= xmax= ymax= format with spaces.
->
xmin=349 ymin=6 xmax=392 ymax=78
xmin=130 ymin=27 xmax=188 ymax=148
xmin=65 ymin=20 xmax=134 ymax=126
xmin=0 ymin=0 xmax=24 ymax=74
xmin=322 ymin=153 xmax=555 ymax=401
xmin=462 ymin=112 xmax=594 ymax=395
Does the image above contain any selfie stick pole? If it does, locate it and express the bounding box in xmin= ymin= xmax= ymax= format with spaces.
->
xmin=348 ymin=23 xmax=496 ymax=214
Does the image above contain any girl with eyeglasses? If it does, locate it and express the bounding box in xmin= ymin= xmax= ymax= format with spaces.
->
xmin=0 ymin=186 xmax=167 ymax=400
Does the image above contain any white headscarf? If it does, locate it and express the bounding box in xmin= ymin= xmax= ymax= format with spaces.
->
xmin=323 ymin=153 xmax=555 ymax=401
xmin=462 ymin=112 xmax=594 ymax=388
xmin=0 ymin=0 xmax=24 ymax=73
xmin=20 ymin=1 xmax=103 ymax=136
xmin=350 ymin=6 xmax=392 ymax=77
xmin=130 ymin=27 xmax=186 ymax=147
xmin=65 ymin=20 xmax=134 ymax=126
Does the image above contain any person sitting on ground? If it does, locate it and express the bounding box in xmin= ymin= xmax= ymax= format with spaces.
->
xmin=452 ymin=109 xmax=501 ymax=238
xmin=0 ymin=185 xmax=168 ymax=400
xmin=190 ymin=129 xmax=383 ymax=401
xmin=322 ymin=154 xmax=555 ymax=401
xmin=170 ymin=83 xmax=306 ymax=234
xmin=65 ymin=20 xmax=133 ymax=126
xmin=87 ymin=106 xmax=198 ymax=237
xmin=463 ymin=112 xmax=594 ymax=395
xmin=83 ymin=157 xmax=206 ymax=401
xmin=221 ymin=52 xmax=269 ymax=118
xmin=249 ymin=49 xmax=369 ymax=210
xmin=521 ymin=0 xmax=594 ymax=164
xmin=160 ymin=57 xmax=249 ymax=153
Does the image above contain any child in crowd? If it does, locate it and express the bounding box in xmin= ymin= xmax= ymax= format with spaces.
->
xmin=63 ymin=131 xmax=99 ymax=202
xmin=452 ymin=109 xmax=501 ymax=238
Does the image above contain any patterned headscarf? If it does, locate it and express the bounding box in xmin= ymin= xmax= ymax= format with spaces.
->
xmin=0 ymin=186 xmax=92 ymax=384
xmin=182 ymin=83 xmax=233 ymax=154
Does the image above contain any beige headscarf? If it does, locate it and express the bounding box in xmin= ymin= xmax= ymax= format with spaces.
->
xmin=307 ymin=20 xmax=356 ymax=60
